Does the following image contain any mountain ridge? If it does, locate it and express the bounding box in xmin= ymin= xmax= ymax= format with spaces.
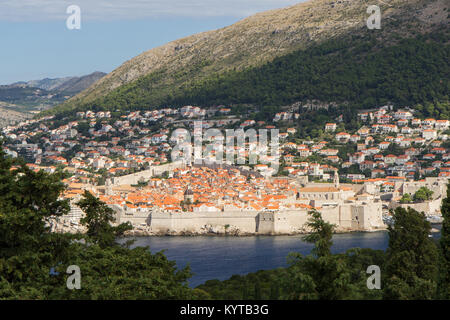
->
xmin=11 ymin=71 xmax=106 ymax=94
xmin=47 ymin=0 xmax=448 ymax=116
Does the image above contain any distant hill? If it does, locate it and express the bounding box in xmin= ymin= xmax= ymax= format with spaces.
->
xmin=12 ymin=71 xmax=106 ymax=94
xmin=46 ymin=0 xmax=448 ymax=117
xmin=0 ymin=72 xmax=106 ymax=123
xmin=0 ymin=106 xmax=32 ymax=128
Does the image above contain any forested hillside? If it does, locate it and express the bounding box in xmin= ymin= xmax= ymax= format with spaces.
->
xmin=132 ymin=33 xmax=449 ymax=110
xmin=51 ymin=31 xmax=448 ymax=119
xmin=46 ymin=0 xmax=449 ymax=119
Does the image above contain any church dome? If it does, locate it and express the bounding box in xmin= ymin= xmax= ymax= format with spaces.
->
xmin=184 ymin=188 xmax=194 ymax=196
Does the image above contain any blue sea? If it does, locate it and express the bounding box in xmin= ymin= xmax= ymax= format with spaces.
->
xmin=121 ymin=226 xmax=442 ymax=287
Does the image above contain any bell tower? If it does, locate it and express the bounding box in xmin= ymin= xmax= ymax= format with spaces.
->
xmin=184 ymin=187 xmax=194 ymax=203
xmin=334 ymin=170 xmax=340 ymax=188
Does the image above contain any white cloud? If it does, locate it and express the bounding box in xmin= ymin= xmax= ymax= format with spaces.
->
xmin=0 ymin=0 xmax=303 ymax=22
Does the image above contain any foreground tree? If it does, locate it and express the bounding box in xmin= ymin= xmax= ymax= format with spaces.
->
xmin=0 ymin=143 xmax=72 ymax=298
xmin=383 ymin=207 xmax=439 ymax=299
xmin=76 ymin=190 xmax=132 ymax=248
xmin=283 ymin=210 xmax=351 ymax=300
xmin=49 ymin=243 xmax=195 ymax=299
xmin=0 ymin=144 xmax=195 ymax=299
xmin=437 ymin=184 xmax=450 ymax=299
xmin=51 ymin=191 xmax=195 ymax=299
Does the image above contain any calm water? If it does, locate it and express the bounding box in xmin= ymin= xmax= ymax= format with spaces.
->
xmin=122 ymin=226 xmax=442 ymax=287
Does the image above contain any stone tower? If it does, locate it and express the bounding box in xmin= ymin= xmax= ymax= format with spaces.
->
xmin=334 ymin=170 xmax=340 ymax=188
xmin=105 ymin=178 xmax=113 ymax=196
xmin=184 ymin=187 xmax=194 ymax=203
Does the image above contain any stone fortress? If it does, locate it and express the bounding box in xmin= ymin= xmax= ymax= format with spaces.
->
xmin=106 ymin=170 xmax=385 ymax=235
xmin=57 ymin=163 xmax=448 ymax=236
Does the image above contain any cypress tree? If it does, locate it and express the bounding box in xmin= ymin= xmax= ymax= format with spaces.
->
xmin=270 ymin=282 xmax=280 ymax=300
xmin=284 ymin=210 xmax=351 ymax=300
xmin=254 ymin=281 xmax=262 ymax=300
xmin=437 ymin=184 xmax=450 ymax=299
xmin=242 ymin=282 xmax=250 ymax=300
xmin=383 ymin=207 xmax=439 ymax=299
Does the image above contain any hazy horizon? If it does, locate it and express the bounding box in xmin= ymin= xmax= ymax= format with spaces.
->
xmin=0 ymin=0 xmax=305 ymax=85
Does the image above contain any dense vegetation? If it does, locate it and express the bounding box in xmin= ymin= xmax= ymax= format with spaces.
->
xmin=0 ymin=86 xmax=67 ymax=110
xmin=0 ymin=143 xmax=449 ymax=299
xmin=168 ymin=33 xmax=448 ymax=109
xmin=0 ymin=143 xmax=197 ymax=299
xmin=51 ymin=31 xmax=448 ymax=120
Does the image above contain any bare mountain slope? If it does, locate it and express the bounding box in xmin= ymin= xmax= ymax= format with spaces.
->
xmin=55 ymin=0 xmax=448 ymax=113
xmin=14 ymin=72 xmax=106 ymax=94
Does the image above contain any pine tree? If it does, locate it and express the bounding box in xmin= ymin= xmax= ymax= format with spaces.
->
xmin=437 ymin=184 xmax=450 ymax=299
xmin=283 ymin=210 xmax=351 ymax=300
xmin=242 ymin=282 xmax=250 ymax=300
xmin=0 ymin=142 xmax=72 ymax=298
xmin=270 ymin=282 xmax=280 ymax=300
xmin=303 ymin=209 xmax=334 ymax=258
xmin=383 ymin=207 xmax=439 ymax=299
xmin=77 ymin=190 xmax=132 ymax=248
xmin=0 ymin=143 xmax=194 ymax=299
xmin=254 ymin=281 xmax=262 ymax=300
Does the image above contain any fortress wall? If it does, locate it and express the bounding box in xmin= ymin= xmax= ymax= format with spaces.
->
xmin=149 ymin=210 xmax=310 ymax=234
xmin=304 ymin=183 xmax=364 ymax=194
xmin=110 ymin=161 xmax=185 ymax=186
xmin=319 ymin=201 xmax=384 ymax=231
xmin=350 ymin=205 xmax=365 ymax=230
xmin=392 ymin=198 xmax=442 ymax=215
xmin=117 ymin=214 xmax=150 ymax=226
xmin=257 ymin=212 xmax=275 ymax=233
xmin=320 ymin=208 xmax=341 ymax=226
xmin=283 ymin=211 xmax=309 ymax=231
xmin=402 ymin=179 xmax=447 ymax=200
xmin=153 ymin=161 xmax=185 ymax=176
xmin=112 ymin=204 xmax=151 ymax=225
xmin=360 ymin=202 xmax=384 ymax=229
xmin=113 ymin=205 xmax=384 ymax=235
xmin=111 ymin=170 xmax=154 ymax=186
xmin=150 ymin=211 xmax=259 ymax=233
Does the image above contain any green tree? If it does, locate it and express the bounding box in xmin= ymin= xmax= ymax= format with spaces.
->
xmin=437 ymin=184 xmax=450 ymax=299
xmin=0 ymin=142 xmax=197 ymax=300
xmin=0 ymin=142 xmax=72 ymax=299
xmin=413 ymin=187 xmax=434 ymax=202
xmin=303 ymin=210 xmax=334 ymax=257
xmin=269 ymin=282 xmax=280 ymax=300
xmin=254 ymin=281 xmax=262 ymax=300
xmin=76 ymin=190 xmax=132 ymax=248
xmin=283 ymin=210 xmax=351 ymax=300
xmin=242 ymin=282 xmax=250 ymax=299
xmin=383 ymin=207 xmax=439 ymax=299
xmin=399 ymin=193 xmax=413 ymax=204
xmin=50 ymin=244 xmax=194 ymax=300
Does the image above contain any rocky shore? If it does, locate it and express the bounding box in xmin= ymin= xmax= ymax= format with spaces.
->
xmin=49 ymin=220 xmax=388 ymax=237
xmin=122 ymin=224 xmax=387 ymax=237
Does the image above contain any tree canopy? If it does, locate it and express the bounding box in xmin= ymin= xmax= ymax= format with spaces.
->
xmin=0 ymin=143 xmax=196 ymax=299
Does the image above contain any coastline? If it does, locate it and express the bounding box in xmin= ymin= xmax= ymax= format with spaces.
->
xmin=122 ymin=226 xmax=389 ymax=237
xmin=53 ymin=219 xmax=443 ymax=238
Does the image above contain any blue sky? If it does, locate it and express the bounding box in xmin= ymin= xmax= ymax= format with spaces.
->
xmin=0 ymin=0 xmax=302 ymax=84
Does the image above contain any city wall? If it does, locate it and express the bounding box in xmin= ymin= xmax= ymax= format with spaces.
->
xmin=389 ymin=198 xmax=442 ymax=215
xmin=109 ymin=161 xmax=185 ymax=186
xmin=114 ymin=204 xmax=385 ymax=235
